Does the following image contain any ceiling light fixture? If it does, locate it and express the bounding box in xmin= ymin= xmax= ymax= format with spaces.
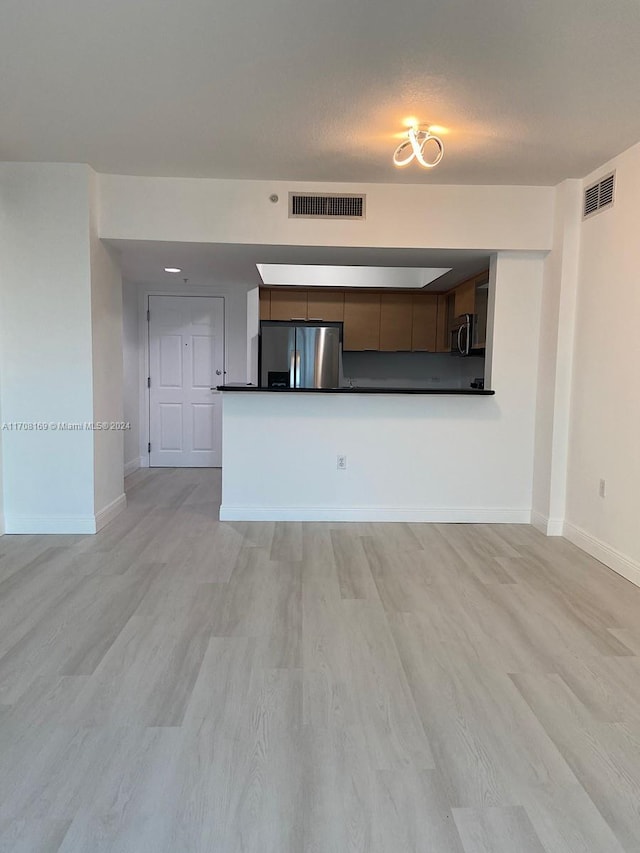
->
xmin=164 ymin=267 xmax=182 ymax=273
xmin=393 ymin=125 xmax=444 ymax=169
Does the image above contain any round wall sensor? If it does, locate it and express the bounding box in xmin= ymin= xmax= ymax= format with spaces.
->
xmin=269 ymin=194 xmax=279 ymax=203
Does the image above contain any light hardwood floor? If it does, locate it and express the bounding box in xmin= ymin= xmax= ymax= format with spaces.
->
xmin=1 ymin=468 xmax=640 ymax=852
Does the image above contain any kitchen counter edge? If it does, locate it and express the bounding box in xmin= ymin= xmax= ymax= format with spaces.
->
xmin=217 ymin=385 xmax=495 ymax=395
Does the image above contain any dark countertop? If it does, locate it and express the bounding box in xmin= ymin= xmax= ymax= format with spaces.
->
xmin=217 ymin=385 xmax=494 ymax=395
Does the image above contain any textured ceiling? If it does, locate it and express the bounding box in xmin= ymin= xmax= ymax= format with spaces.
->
xmin=2 ymin=0 xmax=640 ymax=185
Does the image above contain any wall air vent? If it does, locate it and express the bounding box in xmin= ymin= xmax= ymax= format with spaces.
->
xmin=583 ymin=171 xmax=615 ymax=219
xmin=289 ymin=192 xmax=366 ymax=219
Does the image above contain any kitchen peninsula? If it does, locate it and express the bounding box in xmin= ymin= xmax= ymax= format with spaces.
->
xmin=218 ymin=254 xmax=541 ymax=525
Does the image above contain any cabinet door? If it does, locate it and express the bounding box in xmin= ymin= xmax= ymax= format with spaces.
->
xmin=454 ymin=279 xmax=476 ymax=317
xmin=259 ymin=289 xmax=271 ymax=320
xmin=380 ymin=293 xmax=413 ymax=351
xmin=435 ymin=293 xmax=453 ymax=352
xmin=307 ymin=290 xmax=344 ymax=321
xmin=474 ymin=275 xmax=489 ymax=347
xmin=343 ymin=292 xmax=381 ymax=350
xmin=270 ymin=289 xmax=308 ymax=321
xmin=411 ymin=294 xmax=438 ymax=351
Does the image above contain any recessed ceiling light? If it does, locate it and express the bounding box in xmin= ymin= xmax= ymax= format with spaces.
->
xmin=164 ymin=267 xmax=181 ymax=273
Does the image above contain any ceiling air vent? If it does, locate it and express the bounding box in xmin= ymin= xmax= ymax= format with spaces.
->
xmin=583 ymin=171 xmax=615 ymax=219
xmin=289 ymin=192 xmax=366 ymax=219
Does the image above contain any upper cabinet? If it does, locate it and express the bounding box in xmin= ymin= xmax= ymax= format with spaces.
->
xmin=259 ymin=289 xmax=271 ymax=320
xmin=343 ymin=292 xmax=381 ymax=350
xmin=380 ymin=293 xmax=413 ymax=351
xmin=260 ymin=288 xmax=344 ymax=322
xmin=473 ymin=273 xmax=489 ymax=347
xmin=454 ymin=279 xmax=476 ymax=316
xmin=307 ymin=290 xmax=344 ymax=322
xmin=259 ymin=271 xmax=488 ymax=353
xmin=270 ymin=289 xmax=308 ymax=321
xmin=411 ymin=294 xmax=439 ymax=352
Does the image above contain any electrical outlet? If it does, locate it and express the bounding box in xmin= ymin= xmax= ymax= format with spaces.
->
xmin=337 ymin=454 xmax=347 ymax=470
xmin=599 ymin=478 xmax=606 ymax=498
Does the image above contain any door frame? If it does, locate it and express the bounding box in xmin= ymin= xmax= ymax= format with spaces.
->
xmin=137 ymin=287 xmax=226 ymax=468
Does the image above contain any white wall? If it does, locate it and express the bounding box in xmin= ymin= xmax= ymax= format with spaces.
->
xmin=563 ymin=141 xmax=640 ymax=584
xmin=220 ymin=252 xmax=543 ymax=521
xmin=122 ymin=281 xmax=141 ymax=473
xmin=532 ymin=180 xmax=582 ymax=534
xmin=0 ymin=163 xmax=96 ymax=532
xmin=99 ymin=175 xmax=555 ymax=252
xmin=0 ymin=369 xmax=4 ymax=536
xmin=0 ymin=285 xmax=4 ymax=535
xmin=0 ymin=163 xmax=127 ymax=533
xmin=247 ymin=287 xmax=260 ymax=386
xmin=89 ymin=171 xmax=125 ymax=520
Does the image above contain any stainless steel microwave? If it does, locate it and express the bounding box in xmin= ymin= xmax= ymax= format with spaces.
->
xmin=450 ymin=313 xmax=484 ymax=357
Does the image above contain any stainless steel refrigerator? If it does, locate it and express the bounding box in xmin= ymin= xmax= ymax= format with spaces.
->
xmin=260 ymin=321 xmax=342 ymax=389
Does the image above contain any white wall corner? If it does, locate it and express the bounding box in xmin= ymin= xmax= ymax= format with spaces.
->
xmin=246 ymin=287 xmax=260 ymax=384
xmin=124 ymin=457 xmax=142 ymax=477
xmin=95 ymin=493 xmax=127 ymax=532
xmin=531 ymin=179 xmax=582 ymax=535
xmin=531 ymin=512 xmax=564 ymax=536
xmin=563 ymin=521 xmax=640 ymax=589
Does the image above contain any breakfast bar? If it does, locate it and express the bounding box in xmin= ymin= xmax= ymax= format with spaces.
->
xmin=215 ymin=384 xmax=539 ymax=525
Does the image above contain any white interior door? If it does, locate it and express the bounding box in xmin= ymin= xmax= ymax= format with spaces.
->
xmin=148 ymin=295 xmax=224 ymax=467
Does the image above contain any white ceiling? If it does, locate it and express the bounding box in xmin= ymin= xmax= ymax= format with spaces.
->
xmin=111 ymin=241 xmax=491 ymax=291
xmin=2 ymin=0 xmax=640 ymax=185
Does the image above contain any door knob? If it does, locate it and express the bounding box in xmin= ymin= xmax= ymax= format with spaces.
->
xmin=215 ymin=369 xmax=222 ymax=375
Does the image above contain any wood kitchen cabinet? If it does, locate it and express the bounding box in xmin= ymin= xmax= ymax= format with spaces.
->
xmin=259 ymin=274 xmax=488 ymax=354
xmin=380 ymin=293 xmax=413 ymax=351
xmin=411 ymin=294 xmax=439 ymax=351
xmin=307 ymin=290 xmax=344 ymax=322
xmin=269 ymin=289 xmax=308 ymax=321
xmin=454 ymin=278 xmax=476 ymax=316
xmin=435 ymin=293 xmax=454 ymax=352
xmin=343 ymin=292 xmax=381 ymax=350
xmin=259 ymin=289 xmax=271 ymax=320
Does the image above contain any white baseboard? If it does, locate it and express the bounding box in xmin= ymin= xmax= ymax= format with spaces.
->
xmin=219 ymin=505 xmax=532 ymax=523
xmin=124 ymin=457 xmax=144 ymax=477
xmin=5 ymin=493 xmax=127 ymax=535
xmin=95 ymin=493 xmax=127 ymax=532
xmin=531 ymin=512 xmax=564 ymax=536
xmin=5 ymin=515 xmax=99 ymax=534
xmin=563 ymin=520 xmax=640 ymax=589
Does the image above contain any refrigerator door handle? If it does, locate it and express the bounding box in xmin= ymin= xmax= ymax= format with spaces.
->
xmin=295 ymin=350 xmax=301 ymax=387
xmin=289 ymin=350 xmax=296 ymax=388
